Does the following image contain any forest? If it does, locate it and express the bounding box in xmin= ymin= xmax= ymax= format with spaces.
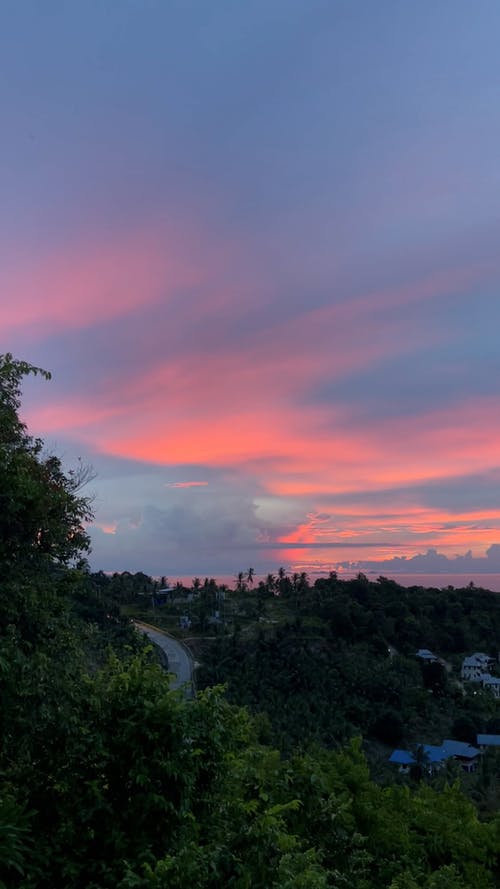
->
xmin=127 ymin=569 xmax=500 ymax=765
xmin=1 ymin=352 xmax=500 ymax=889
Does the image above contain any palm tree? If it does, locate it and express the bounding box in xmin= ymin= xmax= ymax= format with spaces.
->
xmin=247 ymin=567 xmax=255 ymax=587
xmin=410 ymin=745 xmax=432 ymax=782
xmin=299 ymin=571 xmax=309 ymax=589
xmin=236 ymin=571 xmax=247 ymax=594
xmin=277 ymin=566 xmax=287 ymax=597
xmin=265 ymin=573 xmax=276 ymax=595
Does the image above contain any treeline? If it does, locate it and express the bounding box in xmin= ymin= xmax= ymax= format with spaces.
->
xmin=196 ymin=574 xmax=500 ymax=756
xmin=1 ymin=353 xmax=500 ymax=888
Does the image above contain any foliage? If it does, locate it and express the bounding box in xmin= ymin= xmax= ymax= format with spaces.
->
xmin=0 ymin=353 xmax=92 ymax=579
xmin=196 ymin=573 xmax=500 ymax=758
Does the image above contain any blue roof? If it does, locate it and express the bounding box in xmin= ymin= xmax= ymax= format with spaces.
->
xmin=477 ymin=734 xmax=500 ymax=746
xmin=442 ymin=739 xmax=480 ymax=759
xmin=422 ymin=745 xmax=449 ymax=763
xmin=389 ymin=745 xmax=448 ymax=765
xmin=389 ymin=749 xmax=415 ymax=764
xmin=391 ymin=739 xmax=484 ymax=767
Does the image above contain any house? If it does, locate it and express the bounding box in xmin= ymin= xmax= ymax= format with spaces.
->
xmin=388 ymin=749 xmax=415 ymax=772
xmin=389 ymin=744 xmax=448 ymax=774
xmin=480 ymin=674 xmax=500 ymax=699
xmin=152 ymin=587 xmax=176 ymax=607
xmin=461 ymin=655 xmax=491 ymax=681
xmin=416 ymin=648 xmax=439 ymax=662
xmin=473 ymin=652 xmax=494 ymax=667
xmin=389 ymin=739 xmax=481 ymax=774
xmin=441 ymin=739 xmax=481 ymax=773
xmin=477 ymin=734 xmax=500 ymax=748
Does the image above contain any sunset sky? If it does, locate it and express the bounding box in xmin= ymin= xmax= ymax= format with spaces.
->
xmin=4 ymin=1 xmax=500 ymax=580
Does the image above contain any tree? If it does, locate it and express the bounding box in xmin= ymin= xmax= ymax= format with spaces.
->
xmin=265 ymin=573 xmax=276 ymax=595
xmin=0 ymin=353 xmax=92 ymax=577
xmin=421 ymin=660 xmax=448 ymax=697
xmin=236 ymin=571 xmax=247 ymax=593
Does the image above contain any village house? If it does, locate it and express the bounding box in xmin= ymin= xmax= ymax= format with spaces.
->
xmin=389 ymin=739 xmax=481 ymax=774
xmin=477 ymin=734 xmax=500 ymax=749
xmin=389 ymin=745 xmax=448 ymax=775
xmin=461 ymin=653 xmax=494 ymax=681
xmin=416 ymin=648 xmax=439 ymax=662
xmin=151 ymin=587 xmax=176 ymax=607
xmin=474 ymin=652 xmax=495 ymax=667
xmin=480 ymin=674 xmax=500 ymax=699
xmin=441 ymin=739 xmax=481 ymax=773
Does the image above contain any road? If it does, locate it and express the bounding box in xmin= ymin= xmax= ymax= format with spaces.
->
xmin=135 ymin=621 xmax=194 ymax=697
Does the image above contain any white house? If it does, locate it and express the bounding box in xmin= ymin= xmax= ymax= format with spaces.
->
xmin=481 ymin=674 xmax=500 ymax=699
xmin=461 ymin=654 xmax=492 ymax=681
xmin=473 ymin=652 xmax=494 ymax=667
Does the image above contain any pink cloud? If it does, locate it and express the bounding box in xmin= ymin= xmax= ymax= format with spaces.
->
xmin=164 ymin=481 xmax=208 ymax=488
xmin=16 ymin=228 xmax=500 ymax=567
xmin=0 ymin=225 xmax=213 ymax=340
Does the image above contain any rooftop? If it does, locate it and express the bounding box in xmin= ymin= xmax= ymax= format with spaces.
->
xmin=442 ymin=739 xmax=480 ymax=759
xmin=477 ymin=734 xmax=500 ymax=746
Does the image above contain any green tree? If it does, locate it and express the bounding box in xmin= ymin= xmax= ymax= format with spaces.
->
xmin=0 ymin=353 xmax=92 ymax=579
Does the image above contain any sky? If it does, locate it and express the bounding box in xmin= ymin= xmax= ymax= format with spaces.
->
xmin=4 ymin=0 xmax=500 ymax=581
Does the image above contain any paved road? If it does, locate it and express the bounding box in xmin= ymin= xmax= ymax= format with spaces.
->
xmin=135 ymin=622 xmax=194 ymax=697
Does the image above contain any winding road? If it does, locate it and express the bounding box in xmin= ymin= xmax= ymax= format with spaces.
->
xmin=135 ymin=621 xmax=195 ymax=698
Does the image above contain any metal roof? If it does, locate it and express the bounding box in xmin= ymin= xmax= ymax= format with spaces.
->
xmin=390 ymin=740 xmax=483 ymax=765
xmin=389 ymin=745 xmax=448 ymax=765
xmin=389 ymin=750 xmax=414 ymax=765
xmin=442 ymin=739 xmax=480 ymax=759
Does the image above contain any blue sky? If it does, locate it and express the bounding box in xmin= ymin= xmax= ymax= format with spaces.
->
xmin=4 ymin=1 xmax=500 ymax=579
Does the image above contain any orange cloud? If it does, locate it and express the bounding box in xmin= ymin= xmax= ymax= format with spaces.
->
xmin=93 ymin=522 xmax=117 ymax=535
xmin=279 ymin=501 xmax=500 ymax=559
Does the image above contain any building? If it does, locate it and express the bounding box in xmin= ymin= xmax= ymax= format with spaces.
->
xmin=416 ymin=648 xmax=439 ymax=662
xmin=441 ymin=739 xmax=481 ymax=773
xmin=480 ymin=674 xmax=500 ymax=699
xmin=389 ymin=744 xmax=448 ymax=774
xmin=461 ymin=654 xmax=493 ymax=681
xmin=473 ymin=652 xmax=494 ymax=667
xmin=152 ymin=587 xmax=176 ymax=607
xmin=477 ymin=734 xmax=500 ymax=749
xmin=390 ymin=739 xmax=481 ymax=773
